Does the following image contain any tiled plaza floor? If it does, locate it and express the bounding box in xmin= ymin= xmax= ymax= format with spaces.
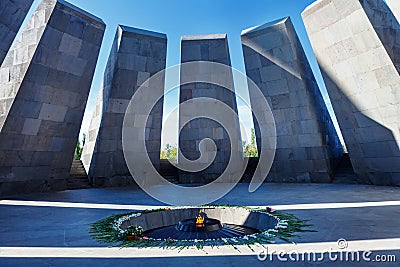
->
xmin=0 ymin=183 xmax=399 ymax=266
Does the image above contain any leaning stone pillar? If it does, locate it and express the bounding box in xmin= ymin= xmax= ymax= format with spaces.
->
xmin=81 ymin=26 xmax=167 ymax=187
xmin=241 ymin=17 xmax=343 ymax=183
xmin=302 ymin=0 xmax=400 ymax=185
xmin=0 ymin=0 xmax=105 ymax=195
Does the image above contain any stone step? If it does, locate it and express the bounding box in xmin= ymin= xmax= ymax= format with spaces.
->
xmin=68 ymin=176 xmax=89 ymax=180
xmin=71 ymin=165 xmax=85 ymax=170
xmin=71 ymin=165 xmax=85 ymax=169
xmin=71 ymin=160 xmax=85 ymax=166
xmin=70 ymin=174 xmax=87 ymax=178
xmin=70 ymin=167 xmax=86 ymax=170
xmin=68 ymin=159 xmax=89 ymax=190
xmin=333 ymin=153 xmax=358 ymax=185
xmin=70 ymin=170 xmax=87 ymax=175
xmin=69 ymin=176 xmax=87 ymax=180
xmin=71 ymin=167 xmax=85 ymax=171
xmin=333 ymin=168 xmax=359 ymax=184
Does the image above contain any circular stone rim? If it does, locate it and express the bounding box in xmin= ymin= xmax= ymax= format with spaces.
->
xmin=113 ymin=206 xmax=281 ymax=242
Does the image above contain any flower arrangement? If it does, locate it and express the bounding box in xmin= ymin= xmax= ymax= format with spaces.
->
xmin=123 ymin=225 xmax=143 ymax=240
xmin=90 ymin=205 xmax=315 ymax=250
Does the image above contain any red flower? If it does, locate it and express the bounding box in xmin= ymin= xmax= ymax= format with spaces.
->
xmin=127 ymin=235 xmax=140 ymax=241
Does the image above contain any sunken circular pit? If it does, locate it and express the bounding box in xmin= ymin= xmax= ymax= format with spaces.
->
xmin=90 ymin=206 xmax=312 ymax=249
xmin=114 ymin=207 xmax=278 ymax=242
xmin=143 ymin=209 xmax=261 ymax=240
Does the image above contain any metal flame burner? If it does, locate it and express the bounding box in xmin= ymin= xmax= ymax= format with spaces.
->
xmin=144 ymin=217 xmax=260 ymax=241
xmin=177 ymin=218 xmax=223 ymax=232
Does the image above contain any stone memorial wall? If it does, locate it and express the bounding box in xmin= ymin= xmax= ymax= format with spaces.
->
xmin=81 ymin=25 xmax=167 ymax=187
xmin=302 ymin=0 xmax=400 ymax=185
xmin=241 ymin=17 xmax=343 ymax=183
xmin=178 ymin=34 xmax=242 ymax=184
xmin=0 ymin=0 xmax=105 ymax=195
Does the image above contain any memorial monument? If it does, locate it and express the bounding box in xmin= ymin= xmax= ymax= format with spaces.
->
xmin=302 ymin=0 xmax=400 ymax=185
xmin=241 ymin=17 xmax=343 ymax=183
xmin=81 ymin=25 xmax=167 ymax=187
xmin=0 ymin=0 xmax=105 ymax=195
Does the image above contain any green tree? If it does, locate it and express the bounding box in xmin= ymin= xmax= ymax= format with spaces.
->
xmin=74 ymin=133 xmax=86 ymax=160
xmin=160 ymin=150 xmax=168 ymax=159
xmin=160 ymin=143 xmax=177 ymax=160
xmin=243 ymin=128 xmax=258 ymax=157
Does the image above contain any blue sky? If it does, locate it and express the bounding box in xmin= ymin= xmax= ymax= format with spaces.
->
xmin=23 ymin=0 xmax=343 ymax=146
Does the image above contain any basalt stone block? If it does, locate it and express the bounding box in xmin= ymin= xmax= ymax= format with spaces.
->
xmin=302 ymin=0 xmax=400 ymax=186
xmin=178 ymin=34 xmax=242 ymax=184
xmin=81 ymin=26 xmax=167 ymax=187
xmin=0 ymin=0 xmax=105 ymax=196
xmin=241 ymin=17 xmax=343 ymax=183
xmin=0 ymin=0 xmax=33 ymax=65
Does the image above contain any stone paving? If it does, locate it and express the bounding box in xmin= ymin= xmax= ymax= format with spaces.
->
xmin=0 ymin=183 xmax=399 ymax=266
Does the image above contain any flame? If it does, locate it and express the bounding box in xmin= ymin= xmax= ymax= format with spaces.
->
xmin=195 ymin=211 xmax=205 ymax=227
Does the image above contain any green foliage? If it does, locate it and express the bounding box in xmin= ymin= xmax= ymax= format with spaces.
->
xmin=160 ymin=144 xmax=177 ymax=160
xmin=89 ymin=212 xmax=131 ymax=244
xmin=243 ymin=128 xmax=258 ymax=158
xmin=74 ymin=133 xmax=86 ymax=160
xmin=124 ymin=225 xmax=143 ymax=238
xmin=161 ymin=128 xmax=259 ymax=159
xmin=89 ymin=205 xmax=316 ymax=250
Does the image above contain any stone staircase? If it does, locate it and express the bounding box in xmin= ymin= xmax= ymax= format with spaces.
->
xmin=160 ymin=159 xmax=179 ymax=184
xmin=333 ymin=154 xmax=359 ymax=184
xmin=68 ymin=160 xmax=90 ymax=190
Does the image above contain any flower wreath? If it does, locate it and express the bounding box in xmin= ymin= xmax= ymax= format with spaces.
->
xmin=90 ymin=205 xmax=314 ymax=250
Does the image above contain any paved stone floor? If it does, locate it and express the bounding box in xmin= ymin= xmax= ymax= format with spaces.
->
xmin=0 ymin=183 xmax=399 ymax=266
